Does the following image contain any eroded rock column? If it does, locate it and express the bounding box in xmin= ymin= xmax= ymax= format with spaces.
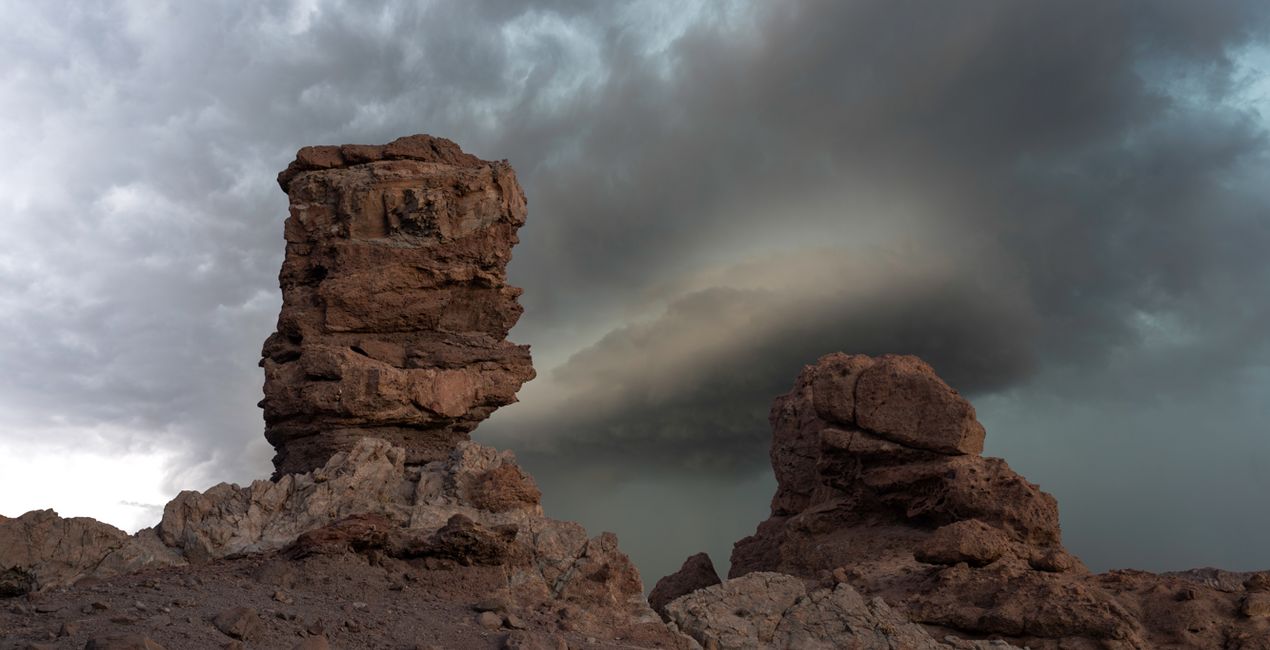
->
xmin=262 ymin=135 xmax=535 ymax=477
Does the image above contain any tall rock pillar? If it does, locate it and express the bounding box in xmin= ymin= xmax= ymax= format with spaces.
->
xmin=262 ymin=135 xmax=535 ymax=477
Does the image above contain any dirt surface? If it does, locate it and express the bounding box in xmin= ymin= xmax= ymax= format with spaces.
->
xmin=0 ymin=547 xmax=682 ymax=650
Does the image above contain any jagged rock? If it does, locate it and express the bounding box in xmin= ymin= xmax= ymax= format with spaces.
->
xmin=0 ymin=436 xmax=664 ymax=643
xmin=722 ymin=352 xmax=1270 ymax=649
xmin=0 ymin=510 xmax=183 ymax=592
xmin=156 ymin=437 xmax=661 ymax=637
xmin=663 ymin=572 xmax=1019 ymax=650
xmin=262 ymin=134 xmax=536 ymax=477
xmin=649 ymin=553 xmax=721 ymax=620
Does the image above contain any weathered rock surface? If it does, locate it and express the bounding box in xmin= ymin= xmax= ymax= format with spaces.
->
xmin=0 ymin=510 xmax=182 ymax=593
xmin=648 ymin=552 xmax=721 ymax=620
xmin=263 ymin=134 xmax=535 ymax=476
xmin=715 ymin=352 xmax=1270 ymax=649
xmin=663 ymin=572 xmax=1018 ymax=650
xmin=163 ymin=437 xmax=661 ymax=631
xmin=1 ymin=438 xmax=672 ymax=643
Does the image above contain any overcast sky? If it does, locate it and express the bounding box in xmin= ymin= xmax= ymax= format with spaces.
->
xmin=2 ymin=0 xmax=1269 ymax=586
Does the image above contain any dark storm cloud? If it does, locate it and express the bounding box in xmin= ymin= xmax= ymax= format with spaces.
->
xmin=2 ymin=0 xmax=1269 ymax=576
xmin=485 ymin=0 xmax=1270 ymax=476
xmin=0 ymin=0 xmax=633 ymax=491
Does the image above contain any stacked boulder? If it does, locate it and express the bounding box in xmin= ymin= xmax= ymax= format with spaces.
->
xmin=264 ymin=135 xmax=536 ymax=476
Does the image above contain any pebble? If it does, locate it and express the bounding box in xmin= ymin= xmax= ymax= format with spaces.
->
xmin=477 ymin=611 xmax=503 ymax=629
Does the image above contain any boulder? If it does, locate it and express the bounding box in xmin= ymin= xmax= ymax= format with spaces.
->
xmin=648 ymin=552 xmax=721 ymax=619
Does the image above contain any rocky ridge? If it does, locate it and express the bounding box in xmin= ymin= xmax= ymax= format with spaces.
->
xmin=2 ymin=437 xmax=679 ymax=648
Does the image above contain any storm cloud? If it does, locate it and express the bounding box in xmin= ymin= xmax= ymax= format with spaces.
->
xmin=1 ymin=0 xmax=1268 ymax=584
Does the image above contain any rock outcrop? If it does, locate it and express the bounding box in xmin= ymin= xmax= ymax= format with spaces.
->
xmin=648 ymin=552 xmax=721 ymax=620
xmin=712 ymin=353 xmax=1270 ymax=649
xmin=664 ymin=572 xmax=1019 ymax=650
xmin=158 ymin=437 xmax=662 ymax=636
xmin=0 ymin=438 xmax=675 ymax=644
xmin=263 ymin=135 xmax=535 ymax=476
xmin=0 ymin=510 xmax=182 ymax=594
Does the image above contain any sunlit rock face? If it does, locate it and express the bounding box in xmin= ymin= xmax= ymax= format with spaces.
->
xmin=263 ymin=135 xmax=535 ymax=477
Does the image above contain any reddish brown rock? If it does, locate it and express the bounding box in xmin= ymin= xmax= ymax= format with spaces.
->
xmin=648 ymin=552 xmax=721 ymax=620
xmin=468 ymin=463 xmax=543 ymax=513
xmin=262 ymin=134 xmax=535 ymax=477
xmin=914 ymin=519 xmax=1011 ymax=567
xmin=724 ymin=352 xmax=1270 ymax=649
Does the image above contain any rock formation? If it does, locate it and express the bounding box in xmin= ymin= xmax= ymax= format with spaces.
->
xmin=263 ymin=135 xmax=535 ymax=476
xmin=0 ymin=136 xmax=690 ymax=649
xmin=690 ymin=353 xmax=1270 ymax=649
xmin=8 ymin=136 xmax=1270 ymax=648
xmin=648 ymin=552 xmax=721 ymax=621
xmin=0 ymin=438 xmax=685 ymax=648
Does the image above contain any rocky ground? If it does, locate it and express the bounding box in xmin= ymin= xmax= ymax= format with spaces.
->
xmin=0 ymin=538 xmax=676 ymax=650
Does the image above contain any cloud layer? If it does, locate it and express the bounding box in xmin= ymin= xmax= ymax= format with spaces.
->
xmin=1 ymin=0 xmax=1268 ymax=581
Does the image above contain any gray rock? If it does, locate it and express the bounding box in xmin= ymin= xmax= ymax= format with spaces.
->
xmin=664 ymin=572 xmax=1021 ymax=650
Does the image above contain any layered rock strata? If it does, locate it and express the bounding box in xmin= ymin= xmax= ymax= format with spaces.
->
xmin=263 ymin=135 xmax=535 ymax=476
xmin=705 ymin=353 xmax=1270 ymax=649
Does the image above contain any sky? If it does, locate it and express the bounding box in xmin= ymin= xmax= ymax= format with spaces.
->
xmin=2 ymin=0 xmax=1269 ymax=587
